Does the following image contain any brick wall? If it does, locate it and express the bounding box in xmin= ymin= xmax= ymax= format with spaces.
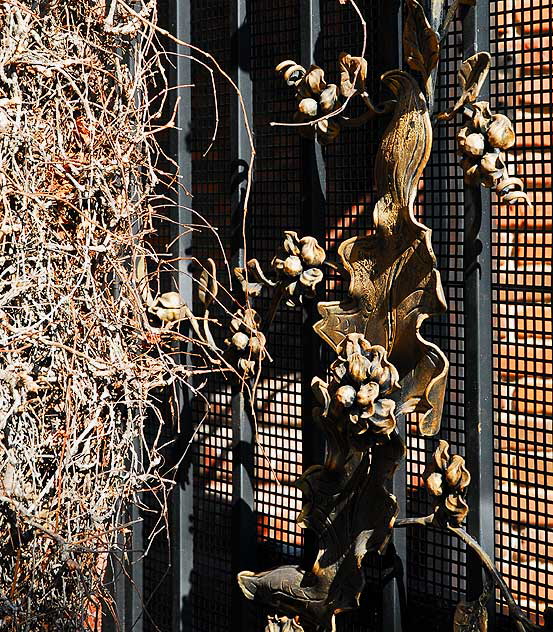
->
xmin=493 ymin=0 xmax=553 ymax=623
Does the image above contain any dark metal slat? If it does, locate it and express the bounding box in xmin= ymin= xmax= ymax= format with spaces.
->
xmin=230 ymin=2 xmax=256 ymax=630
xmin=461 ymin=1 xmax=496 ymax=618
xmin=171 ymin=0 xmax=194 ymax=628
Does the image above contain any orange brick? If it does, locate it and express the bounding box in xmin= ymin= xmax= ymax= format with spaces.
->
xmin=496 ymin=289 xmax=552 ymax=304
xmin=514 ymin=115 xmax=553 ymax=148
xmin=494 ymin=305 xmax=553 ymax=340
xmin=496 ymin=412 xmax=553 ymax=451
xmin=497 ymin=558 xmax=553 ymax=602
xmin=515 ymin=231 xmax=553 ymax=263
xmin=505 ymin=377 xmax=553 ymax=416
xmin=511 ymin=526 xmax=553 ymax=563
xmin=516 ymin=76 xmax=553 ymax=106
xmin=494 ymin=262 xmax=552 ymax=289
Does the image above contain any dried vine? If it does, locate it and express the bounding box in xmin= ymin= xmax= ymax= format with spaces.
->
xmin=0 ymin=1 xmax=247 ymax=628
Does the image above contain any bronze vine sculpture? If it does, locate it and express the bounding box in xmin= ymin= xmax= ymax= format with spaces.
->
xmin=230 ymin=1 xmax=538 ymax=631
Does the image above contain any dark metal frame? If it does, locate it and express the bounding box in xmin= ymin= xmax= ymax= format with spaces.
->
xmin=111 ymin=1 xmax=548 ymax=631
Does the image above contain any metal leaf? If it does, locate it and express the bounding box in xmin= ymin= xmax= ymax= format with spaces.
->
xmin=403 ymin=0 xmax=440 ymax=81
xmin=438 ymin=52 xmax=491 ymax=120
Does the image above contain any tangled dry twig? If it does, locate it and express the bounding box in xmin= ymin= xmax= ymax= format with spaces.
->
xmin=0 ymin=0 xmax=248 ymax=628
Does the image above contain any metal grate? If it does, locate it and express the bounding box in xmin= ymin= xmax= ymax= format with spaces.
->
xmin=405 ymin=17 xmax=468 ymax=629
xmin=249 ymin=0 xmax=304 ymax=576
xmin=132 ymin=2 xmax=553 ymax=631
xmin=189 ymin=2 xmax=233 ymax=630
xmin=490 ymin=0 xmax=553 ymax=627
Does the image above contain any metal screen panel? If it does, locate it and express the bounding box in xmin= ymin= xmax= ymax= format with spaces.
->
xmin=321 ymin=3 xmax=383 ymax=630
xmin=405 ymin=18 xmax=468 ymax=630
xmin=189 ymin=3 xmax=233 ymax=630
xmin=249 ymin=0 xmax=304 ymax=573
xmin=490 ymin=0 xmax=553 ymax=627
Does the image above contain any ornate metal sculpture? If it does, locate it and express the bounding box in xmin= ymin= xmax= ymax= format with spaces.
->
xmin=229 ymin=1 xmax=539 ymax=630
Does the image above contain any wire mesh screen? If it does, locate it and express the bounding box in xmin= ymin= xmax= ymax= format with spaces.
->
xmin=134 ymin=2 xmax=553 ymax=631
xmin=249 ymin=0 xmax=304 ymax=575
xmin=490 ymin=0 xmax=553 ymax=627
xmin=405 ymin=17 xmax=467 ymax=630
xmin=189 ymin=2 xmax=233 ymax=630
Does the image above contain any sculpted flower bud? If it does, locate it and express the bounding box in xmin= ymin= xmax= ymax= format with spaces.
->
xmin=249 ymin=334 xmax=264 ymax=356
xmin=471 ymin=101 xmax=493 ymax=132
xmin=463 ymin=132 xmax=486 ymax=157
xmin=316 ymin=119 xmax=340 ymax=145
xmin=445 ymin=454 xmax=471 ymax=490
xmin=460 ymin=157 xmax=480 ymax=186
xmin=444 ymin=494 xmax=469 ymax=525
xmin=348 ymin=352 xmax=370 ymax=383
xmin=283 ymin=231 xmax=301 ymax=255
xmin=238 ymin=358 xmax=256 ymax=375
xmin=299 ymin=236 xmax=325 ymax=266
xmin=305 ymin=66 xmax=326 ymax=95
xmin=479 ymin=151 xmax=506 ymax=187
xmin=299 ymin=267 xmax=323 ymax=292
xmin=298 ymin=97 xmax=318 ymax=118
xmin=283 ymin=255 xmax=303 ymax=277
xmin=231 ymin=332 xmax=249 ymax=351
xmin=425 ymin=472 xmax=444 ymax=497
xmin=356 ymin=381 xmax=379 ymax=407
xmin=319 ymin=84 xmax=339 ymax=113
xmin=334 ymin=385 xmax=357 ymax=408
xmin=487 ymin=113 xmax=515 ymax=150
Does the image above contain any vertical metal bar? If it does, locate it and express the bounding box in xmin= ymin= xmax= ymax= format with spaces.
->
xmin=375 ymin=2 xmax=407 ymax=630
xmin=229 ymin=2 xmax=256 ymax=630
xmin=299 ymin=0 xmax=326 ymax=569
xmin=171 ymin=0 xmax=194 ymax=628
xmin=461 ymin=1 xmax=495 ymax=615
xmin=126 ymin=504 xmax=144 ymax=631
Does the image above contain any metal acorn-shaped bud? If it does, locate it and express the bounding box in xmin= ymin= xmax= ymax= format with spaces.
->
xmin=479 ymin=151 xmax=506 ymax=187
xmin=248 ymin=333 xmax=265 ymax=356
xmin=348 ymin=352 xmax=370 ymax=383
xmin=232 ymin=332 xmax=249 ymax=351
xmin=305 ymin=66 xmax=326 ymax=95
xmin=316 ymin=119 xmax=340 ymax=145
xmin=471 ymin=101 xmax=493 ymax=133
xmin=319 ymin=84 xmax=339 ymax=113
xmin=486 ymin=113 xmax=515 ymax=150
xmin=334 ymin=385 xmax=357 ymax=408
xmin=463 ymin=132 xmax=486 ymax=157
xmin=283 ymin=255 xmax=303 ymax=277
xmin=460 ymin=157 xmax=480 ymax=186
xmin=299 ymin=236 xmax=325 ymax=266
xmin=356 ymin=381 xmax=379 ymax=407
xmin=298 ymin=97 xmax=318 ymax=118
xmin=425 ymin=472 xmax=444 ymax=497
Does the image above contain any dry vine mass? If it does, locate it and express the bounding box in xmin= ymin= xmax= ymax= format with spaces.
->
xmin=0 ymin=0 xmax=233 ymax=628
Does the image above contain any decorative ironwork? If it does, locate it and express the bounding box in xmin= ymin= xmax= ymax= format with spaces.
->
xmin=228 ymin=0 xmax=548 ymax=630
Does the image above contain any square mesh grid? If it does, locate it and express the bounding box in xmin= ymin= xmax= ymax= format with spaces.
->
xmin=249 ymin=0 xmax=305 ymax=573
xmin=189 ymin=2 xmax=233 ymax=631
xmin=490 ymin=0 xmax=553 ymax=627
xmin=139 ymin=2 xmax=553 ymax=631
xmin=406 ymin=17 xmax=468 ymax=629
